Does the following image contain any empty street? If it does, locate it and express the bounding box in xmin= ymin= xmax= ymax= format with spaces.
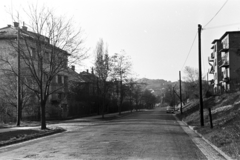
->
xmin=0 ymin=107 xmax=226 ymax=160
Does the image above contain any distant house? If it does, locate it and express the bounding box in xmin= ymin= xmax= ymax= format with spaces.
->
xmin=209 ymin=31 xmax=240 ymax=93
xmin=79 ymin=69 xmax=98 ymax=96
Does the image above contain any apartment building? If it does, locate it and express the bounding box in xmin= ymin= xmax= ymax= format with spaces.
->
xmin=0 ymin=22 xmax=69 ymax=118
xmin=209 ymin=31 xmax=240 ymax=93
xmin=209 ymin=39 xmax=222 ymax=94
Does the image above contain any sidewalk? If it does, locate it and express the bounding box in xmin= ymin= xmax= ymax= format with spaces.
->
xmin=0 ymin=110 xmax=135 ymax=133
xmin=174 ymin=115 xmax=232 ymax=160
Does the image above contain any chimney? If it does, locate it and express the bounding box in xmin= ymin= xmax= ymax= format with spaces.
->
xmin=7 ymin=24 xmax=11 ymax=27
xmin=91 ymin=67 xmax=94 ymax=75
xmin=13 ymin=22 xmax=19 ymax=28
xmin=71 ymin=65 xmax=75 ymax=71
xmin=22 ymin=26 xmax=27 ymax=31
xmin=86 ymin=69 xmax=89 ymax=73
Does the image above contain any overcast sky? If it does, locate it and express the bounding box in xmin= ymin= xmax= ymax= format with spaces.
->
xmin=1 ymin=0 xmax=240 ymax=81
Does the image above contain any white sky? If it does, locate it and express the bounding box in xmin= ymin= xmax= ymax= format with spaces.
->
xmin=1 ymin=0 xmax=240 ymax=81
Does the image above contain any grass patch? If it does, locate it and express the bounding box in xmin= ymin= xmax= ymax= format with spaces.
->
xmin=0 ymin=127 xmax=65 ymax=147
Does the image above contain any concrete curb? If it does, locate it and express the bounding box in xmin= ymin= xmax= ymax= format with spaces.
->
xmin=0 ymin=110 xmax=137 ymax=149
xmin=174 ymin=115 xmax=233 ymax=160
xmin=0 ymin=128 xmax=65 ymax=148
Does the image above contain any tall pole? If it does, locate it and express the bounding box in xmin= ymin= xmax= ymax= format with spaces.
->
xmin=17 ymin=24 xmax=21 ymax=126
xmin=179 ymin=71 xmax=183 ymax=114
xmin=172 ymin=86 xmax=175 ymax=109
xmin=198 ymin=24 xmax=204 ymax=126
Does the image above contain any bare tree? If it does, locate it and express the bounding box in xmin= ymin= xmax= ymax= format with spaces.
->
xmin=0 ymin=70 xmax=32 ymax=121
xmin=183 ymin=66 xmax=209 ymax=100
xmin=0 ymin=42 xmax=33 ymax=124
xmin=94 ymin=39 xmax=112 ymax=118
xmin=183 ymin=66 xmax=199 ymax=83
xmin=0 ymin=5 xmax=86 ymax=129
xmin=111 ymin=52 xmax=132 ymax=115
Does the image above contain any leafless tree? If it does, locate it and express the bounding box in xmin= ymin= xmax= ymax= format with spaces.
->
xmin=94 ymin=39 xmax=112 ymax=118
xmin=0 ymin=4 xmax=86 ymax=129
xmin=111 ymin=52 xmax=132 ymax=114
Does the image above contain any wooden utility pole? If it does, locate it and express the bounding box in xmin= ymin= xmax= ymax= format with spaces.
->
xmin=179 ymin=71 xmax=183 ymax=114
xmin=172 ymin=86 xmax=175 ymax=110
xmin=16 ymin=23 xmax=21 ymax=126
xmin=198 ymin=24 xmax=204 ymax=126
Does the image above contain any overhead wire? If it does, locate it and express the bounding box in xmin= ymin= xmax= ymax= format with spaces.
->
xmin=204 ymin=22 xmax=240 ymax=30
xmin=181 ymin=0 xmax=229 ymax=76
xmin=201 ymin=0 xmax=228 ymax=82
xmin=181 ymin=32 xmax=197 ymax=71
xmin=203 ymin=0 xmax=229 ymax=28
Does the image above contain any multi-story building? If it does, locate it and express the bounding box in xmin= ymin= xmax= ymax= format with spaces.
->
xmin=209 ymin=39 xmax=222 ymax=94
xmin=209 ymin=31 xmax=240 ymax=93
xmin=0 ymin=22 xmax=69 ymax=118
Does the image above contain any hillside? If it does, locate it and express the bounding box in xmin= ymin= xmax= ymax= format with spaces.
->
xmin=137 ymin=78 xmax=176 ymax=96
xmin=177 ymin=92 xmax=240 ymax=159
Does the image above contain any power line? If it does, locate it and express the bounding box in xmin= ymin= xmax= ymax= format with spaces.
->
xmin=204 ymin=0 xmax=229 ymax=28
xmin=181 ymin=32 xmax=197 ymax=71
xmin=204 ymin=22 xmax=240 ymax=30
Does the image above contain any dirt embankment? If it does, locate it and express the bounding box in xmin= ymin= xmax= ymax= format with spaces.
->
xmin=177 ymin=92 xmax=240 ymax=159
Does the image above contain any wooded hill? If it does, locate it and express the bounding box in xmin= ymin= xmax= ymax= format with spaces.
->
xmin=137 ymin=78 xmax=176 ymax=97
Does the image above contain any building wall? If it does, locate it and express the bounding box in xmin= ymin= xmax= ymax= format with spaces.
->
xmin=0 ymin=31 xmax=69 ymax=119
xmin=211 ymin=40 xmax=222 ymax=94
xmin=220 ymin=33 xmax=240 ymax=91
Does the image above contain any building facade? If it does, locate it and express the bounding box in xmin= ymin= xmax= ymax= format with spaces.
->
xmin=209 ymin=31 xmax=240 ymax=93
xmin=0 ymin=22 xmax=69 ymax=119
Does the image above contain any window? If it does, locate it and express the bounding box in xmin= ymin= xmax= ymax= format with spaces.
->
xmin=58 ymin=75 xmax=62 ymax=84
xmin=64 ymin=76 xmax=67 ymax=84
xmin=30 ymin=48 xmax=36 ymax=58
xmin=62 ymin=76 xmax=64 ymax=84
xmin=222 ymin=37 xmax=229 ymax=49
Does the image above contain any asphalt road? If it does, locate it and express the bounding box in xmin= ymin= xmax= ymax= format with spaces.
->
xmin=0 ymin=107 xmax=226 ymax=160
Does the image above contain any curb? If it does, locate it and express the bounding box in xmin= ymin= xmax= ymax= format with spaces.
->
xmin=0 ymin=128 xmax=65 ymax=148
xmin=0 ymin=110 xmax=136 ymax=148
xmin=174 ymin=115 xmax=233 ymax=160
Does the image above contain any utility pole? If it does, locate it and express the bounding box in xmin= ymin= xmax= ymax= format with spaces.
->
xmin=198 ymin=24 xmax=204 ymax=126
xmin=16 ymin=23 xmax=21 ymax=126
xmin=172 ymin=86 xmax=175 ymax=110
xmin=179 ymin=71 xmax=183 ymax=114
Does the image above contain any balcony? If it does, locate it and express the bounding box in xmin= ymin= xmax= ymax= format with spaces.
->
xmin=219 ymin=48 xmax=229 ymax=53
xmin=208 ymin=56 xmax=214 ymax=62
xmin=208 ymin=66 xmax=214 ymax=74
xmin=211 ymin=52 xmax=214 ymax=59
xmin=209 ymin=79 xmax=214 ymax=86
xmin=222 ymin=77 xmax=230 ymax=83
xmin=219 ymin=59 xmax=229 ymax=68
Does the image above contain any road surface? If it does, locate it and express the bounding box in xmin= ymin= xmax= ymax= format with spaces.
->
xmin=0 ymin=107 xmax=226 ymax=160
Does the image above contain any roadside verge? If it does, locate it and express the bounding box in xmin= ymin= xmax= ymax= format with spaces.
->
xmin=174 ymin=115 xmax=233 ymax=160
xmin=0 ymin=127 xmax=65 ymax=148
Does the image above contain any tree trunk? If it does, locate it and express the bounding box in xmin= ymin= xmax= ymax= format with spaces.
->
xmin=38 ymin=105 xmax=41 ymax=121
xmin=101 ymin=97 xmax=105 ymax=119
xmin=16 ymin=105 xmax=22 ymax=126
xmin=41 ymin=102 xmax=47 ymax=129
xmin=119 ymin=80 xmax=122 ymax=115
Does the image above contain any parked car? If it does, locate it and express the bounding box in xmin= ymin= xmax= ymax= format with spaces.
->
xmin=166 ymin=106 xmax=175 ymax=113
